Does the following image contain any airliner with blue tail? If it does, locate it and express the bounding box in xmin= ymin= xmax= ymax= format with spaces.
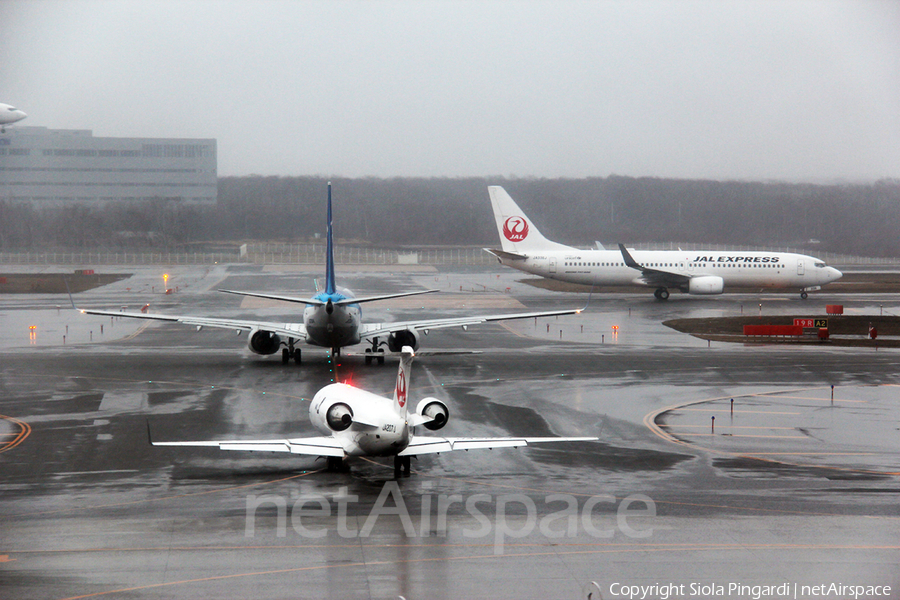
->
xmin=81 ymin=184 xmax=581 ymax=365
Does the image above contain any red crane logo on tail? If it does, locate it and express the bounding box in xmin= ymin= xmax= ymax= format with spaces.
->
xmin=395 ymin=371 xmax=407 ymax=408
xmin=503 ymin=216 xmax=529 ymax=242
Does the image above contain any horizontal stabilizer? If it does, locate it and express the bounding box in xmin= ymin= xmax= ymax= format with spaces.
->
xmin=398 ymin=435 xmax=598 ymax=456
xmin=484 ymin=248 xmax=528 ymax=261
xmin=151 ymin=435 xmax=345 ymax=457
xmin=219 ymin=288 xmax=439 ymax=306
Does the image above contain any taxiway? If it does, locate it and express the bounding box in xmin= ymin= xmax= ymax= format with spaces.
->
xmin=1 ymin=264 xmax=898 ymax=599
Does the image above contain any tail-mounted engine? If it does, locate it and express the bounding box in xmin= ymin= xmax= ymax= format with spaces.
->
xmin=248 ymin=329 xmax=281 ymax=355
xmin=415 ymin=397 xmax=449 ymax=431
xmin=325 ymin=403 xmax=354 ymax=432
xmin=387 ymin=329 xmax=419 ymax=353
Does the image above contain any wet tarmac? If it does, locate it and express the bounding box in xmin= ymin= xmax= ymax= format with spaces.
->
xmin=1 ymin=265 xmax=898 ymax=599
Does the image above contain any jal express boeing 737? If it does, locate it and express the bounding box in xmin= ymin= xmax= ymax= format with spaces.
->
xmin=485 ymin=186 xmax=842 ymax=300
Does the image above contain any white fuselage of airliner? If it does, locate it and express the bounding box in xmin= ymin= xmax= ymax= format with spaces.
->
xmin=505 ymin=249 xmax=839 ymax=290
xmin=0 ymin=104 xmax=27 ymax=129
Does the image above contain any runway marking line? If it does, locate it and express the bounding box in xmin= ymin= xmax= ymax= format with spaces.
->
xmin=747 ymin=452 xmax=877 ymax=456
xmin=660 ymin=425 xmax=797 ymax=430
xmin=118 ymin=321 xmax=151 ymax=342
xmin=677 ymin=408 xmax=801 ymax=415
xmin=750 ymin=394 xmax=867 ymax=404
xmin=53 ymin=543 xmax=900 ymax=600
xmin=678 ymin=434 xmax=807 ymax=439
xmin=643 ymin=385 xmax=900 ymax=477
xmin=0 ymin=414 xmax=31 ymax=454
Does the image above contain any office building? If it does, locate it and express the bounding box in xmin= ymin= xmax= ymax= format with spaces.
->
xmin=0 ymin=127 xmax=217 ymax=206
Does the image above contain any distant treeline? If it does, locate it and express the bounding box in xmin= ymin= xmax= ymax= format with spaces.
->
xmin=2 ymin=176 xmax=900 ymax=257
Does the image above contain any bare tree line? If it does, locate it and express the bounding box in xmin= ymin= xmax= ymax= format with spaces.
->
xmin=1 ymin=176 xmax=899 ymax=257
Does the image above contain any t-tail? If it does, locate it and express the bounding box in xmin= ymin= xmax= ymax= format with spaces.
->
xmin=392 ymin=346 xmax=415 ymax=416
xmin=488 ymin=186 xmax=573 ymax=254
xmin=325 ymin=182 xmax=336 ymax=295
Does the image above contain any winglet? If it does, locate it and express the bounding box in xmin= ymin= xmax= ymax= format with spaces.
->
xmin=579 ymin=284 xmax=595 ymax=313
xmin=325 ymin=182 xmax=336 ymax=295
xmin=64 ymin=278 xmax=77 ymax=310
xmin=146 ymin=420 xmax=154 ymax=446
xmin=618 ymin=243 xmax=642 ymax=271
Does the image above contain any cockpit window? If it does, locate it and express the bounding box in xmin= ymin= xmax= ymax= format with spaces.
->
xmin=6 ymin=107 xmax=17 ymax=112
xmin=815 ymin=262 xmax=826 ymax=268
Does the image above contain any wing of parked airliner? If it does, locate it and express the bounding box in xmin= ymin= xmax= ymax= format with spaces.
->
xmin=618 ymin=243 xmax=691 ymax=287
xmin=79 ymin=303 xmax=580 ymax=352
xmin=79 ymin=307 xmax=310 ymax=341
xmin=357 ymin=307 xmax=582 ymax=341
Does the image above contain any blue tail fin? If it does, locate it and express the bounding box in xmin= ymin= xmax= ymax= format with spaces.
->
xmin=325 ymin=182 xmax=336 ymax=295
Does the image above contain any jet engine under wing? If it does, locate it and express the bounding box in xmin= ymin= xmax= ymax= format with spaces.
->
xmin=618 ymin=243 xmax=691 ymax=287
xmin=357 ymin=307 xmax=582 ymax=340
xmin=79 ymin=308 xmax=309 ymax=341
xmin=151 ymin=435 xmax=345 ymax=457
xmin=398 ymin=436 xmax=598 ymax=456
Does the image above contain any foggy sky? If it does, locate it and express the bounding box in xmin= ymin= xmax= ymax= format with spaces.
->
xmin=2 ymin=0 xmax=898 ymax=182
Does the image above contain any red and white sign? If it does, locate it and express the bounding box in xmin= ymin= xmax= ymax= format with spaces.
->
xmin=502 ymin=216 xmax=529 ymax=242
xmin=395 ymin=371 xmax=407 ymax=408
xmin=794 ymin=318 xmax=814 ymax=328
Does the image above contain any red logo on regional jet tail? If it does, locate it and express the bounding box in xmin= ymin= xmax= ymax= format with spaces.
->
xmin=503 ymin=216 xmax=529 ymax=242
xmin=395 ymin=371 xmax=407 ymax=408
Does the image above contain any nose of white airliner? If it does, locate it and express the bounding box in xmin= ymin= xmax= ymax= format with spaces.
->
xmin=827 ymin=267 xmax=842 ymax=282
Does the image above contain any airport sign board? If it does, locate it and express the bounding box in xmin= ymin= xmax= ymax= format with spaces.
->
xmin=794 ymin=318 xmax=828 ymax=328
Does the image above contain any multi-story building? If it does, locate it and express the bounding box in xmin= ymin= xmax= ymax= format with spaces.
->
xmin=0 ymin=127 xmax=217 ymax=206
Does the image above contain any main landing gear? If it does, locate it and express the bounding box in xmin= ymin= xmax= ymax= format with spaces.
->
xmin=326 ymin=456 xmax=346 ymax=472
xmin=281 ymin=339 xmax=301 ymax=365
xmin=364 ymin=337 xmax=386 ymax=366
xmin=653 ymin=287 xmax=670 ymax=301
xmin=394 ymin=455 xmax=411 ymax=478
xmin=800 ymin=291 xmax=808 ymax=300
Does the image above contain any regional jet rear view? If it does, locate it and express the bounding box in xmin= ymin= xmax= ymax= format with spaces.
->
xmin=485 ymin=186 xmax=842 ymax=300
xmin=151 ymin=346 xmax=598 ymax=478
